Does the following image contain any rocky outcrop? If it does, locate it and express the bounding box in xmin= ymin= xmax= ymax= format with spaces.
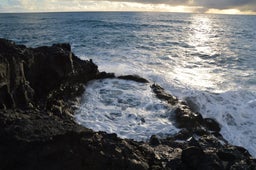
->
xmin=0 ymin=39 xmax=255 ymax=170
xmin=151 ymin=83 xmax=221 ymax=132
xmin=0 ymin=38 xmax=99 ymax=109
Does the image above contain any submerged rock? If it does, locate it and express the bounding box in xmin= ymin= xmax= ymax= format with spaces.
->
xmin=0 ymin=39 xmax=255 ymax=170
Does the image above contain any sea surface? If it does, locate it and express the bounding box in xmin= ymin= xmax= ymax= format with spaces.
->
xmin=1 ymin=12 xmax=256 ymax=157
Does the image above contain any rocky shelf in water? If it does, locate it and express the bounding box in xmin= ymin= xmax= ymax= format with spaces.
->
xmin=0 ymin=38 xmax=255 ymax=170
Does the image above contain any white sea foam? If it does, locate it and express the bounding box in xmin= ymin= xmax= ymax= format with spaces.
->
xmin=75 ymin=79 xmax=179 ymax=141
xmin=79 ymin=54 xmax=256 ymax=157
xmin=184 ymin=90 xmax=256 ymax=157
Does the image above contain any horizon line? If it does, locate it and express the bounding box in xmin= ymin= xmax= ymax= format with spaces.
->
xmin=1 ymin=10 xmax=256 ymax=16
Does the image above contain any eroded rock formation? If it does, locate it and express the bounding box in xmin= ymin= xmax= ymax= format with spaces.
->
xmin=0 ymin=39 xmax=255 ymax=170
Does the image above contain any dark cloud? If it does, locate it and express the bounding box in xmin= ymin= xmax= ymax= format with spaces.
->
xmin=110 ymin=0 xmax=256 ymax=12
xmin=237 ymin=2 xmax=256 ymax=12
xmin=194 ymin=0 xmax=256 ymax=11
xmin=110 ymin=0 xmax=190 ymax=5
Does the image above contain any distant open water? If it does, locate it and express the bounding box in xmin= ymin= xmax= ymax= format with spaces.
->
xmin=1 ymin=12 xmax=256 ymax=157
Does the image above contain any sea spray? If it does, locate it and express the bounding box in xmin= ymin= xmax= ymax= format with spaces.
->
xmin=75 ymin=79 xmax=179 ymax=141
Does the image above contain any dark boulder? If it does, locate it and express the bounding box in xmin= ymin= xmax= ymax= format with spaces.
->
xmin=149 ymin=135 xmax=161 ymax=146
xmin=181 ymin=146 xmax=205 ymax=168
xmin=118 ymin=75 xmax=149 ymax=83
xmin=203 ymin=118 xmax=221 ymax=132
xmin=151 ymin=83 xmax=178 ymax=105
xmin=174 ymin=106 xmax=203 ymax=129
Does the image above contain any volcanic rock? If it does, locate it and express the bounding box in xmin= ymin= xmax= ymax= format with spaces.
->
xmin=118 ymin=75 xmax=149 ymax=83
xmin=0 ymin=39 xmax=255 ymax=170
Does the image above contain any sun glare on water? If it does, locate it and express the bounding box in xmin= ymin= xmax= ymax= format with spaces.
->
xmin=169 ymin=15 xmax=226 ymax=91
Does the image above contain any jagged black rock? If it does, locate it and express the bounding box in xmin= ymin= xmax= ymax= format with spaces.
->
xmin=0 ymin=39 xmax=255 ymax=170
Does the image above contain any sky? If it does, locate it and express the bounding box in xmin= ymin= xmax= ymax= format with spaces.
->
xmin=0 ymin=0 xmax=256 ymax=15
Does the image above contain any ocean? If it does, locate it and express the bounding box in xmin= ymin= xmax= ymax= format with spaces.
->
xmin=1 ymin=12 xmax=256 ymax=157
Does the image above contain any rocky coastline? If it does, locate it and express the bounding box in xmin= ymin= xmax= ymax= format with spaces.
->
xmin=0 ymin=38 xmax=255 ymax=170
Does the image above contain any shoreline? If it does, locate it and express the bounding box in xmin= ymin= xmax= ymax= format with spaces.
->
xmin=0 ymin=38 xmax=255 ymax=169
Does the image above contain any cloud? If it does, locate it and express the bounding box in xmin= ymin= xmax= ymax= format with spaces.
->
xmin=0 ymin=0 xmax=23 ymax=12
xmin=111 ymin=0 xmax=256 ymax=10
xmin=60 ymin=0 xmax=256 ymax=12
xmin=0 ymin=0 xmax=255 ymax=13
xmin=110 ymin=0 xmax=191 ymax=5
xmin=193 ymin=0 xmax=256 ymax=12
xmin=108 ymin=0 xmax=256 ymax=12
xmin=0 ymin=0 xmax=195 ymax=12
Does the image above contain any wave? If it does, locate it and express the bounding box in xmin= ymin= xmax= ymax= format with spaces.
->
xmin=184 ymin=89 xmax=256 ymax=157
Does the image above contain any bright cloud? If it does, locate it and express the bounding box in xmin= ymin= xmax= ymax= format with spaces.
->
xmin=0 ymin=0 xmax=255 ymax=14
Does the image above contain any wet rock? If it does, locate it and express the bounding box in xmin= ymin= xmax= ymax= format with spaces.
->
xmin=181 ymin=146 xmax=205 ymax=168
xmin=203 ymin=118 xmax=221 ymax=132
xmin=140 ymin=117 xmax=145 ymax=123
xmin=197 ymin=153 xmax=224 ymax=170
xmin=97 ymin=71 xmax=115 ymax=79
xmin=118 ymin=75 xmax=149 ymax=83
xmin=128 ymin=159 xmax=149 ymax=170
xmin=51 ymin=104 xmax=63 ymax=116
xmin=174 ymin=106 xmax=203 ymax=129
xmin=217 ymin=149 xmax=237 ymax=162
xmin=0 ymin=85 xmax=15 ymax=108
xmin=151 ymin=83 xmax=178 ymax=105
xmin=229 ymin=160 xmax=256 ymax=170
xmin=187 ymin=137 xmax=200 ymax=147
xmin=149 ymin=135 xmax=161 ymax=146
xmin=53 ymin=43 xmax=71 ymax=51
